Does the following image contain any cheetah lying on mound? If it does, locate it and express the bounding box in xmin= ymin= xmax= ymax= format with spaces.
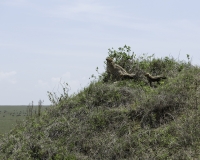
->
xmin=106 ymin=57 xmax=136 ymax=81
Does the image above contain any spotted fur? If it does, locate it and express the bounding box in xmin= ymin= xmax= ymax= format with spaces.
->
xmin=145 ymin=73 xmax=167 ymax=87
xmin=106 ymin=57 xmax=135 ymax=81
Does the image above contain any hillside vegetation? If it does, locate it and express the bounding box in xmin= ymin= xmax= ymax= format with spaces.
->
xmin=1 ymin=46 xmax=200 ymax=159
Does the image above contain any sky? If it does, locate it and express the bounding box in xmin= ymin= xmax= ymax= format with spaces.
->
xmin=1 ymin=0 xmax=200 ymax=105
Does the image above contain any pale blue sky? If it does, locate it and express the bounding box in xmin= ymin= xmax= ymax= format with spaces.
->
xmin=1 ymin=0 xmax=200 ymax=105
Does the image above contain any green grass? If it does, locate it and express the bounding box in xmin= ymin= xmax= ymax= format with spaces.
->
xmin=0 ymin=105 xmax=49 ymax=135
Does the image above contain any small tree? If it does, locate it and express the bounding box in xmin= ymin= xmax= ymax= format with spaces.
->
xmin=27 ymin=101 xmax=34 ymax=117
xmin=38 ymin=99 xmax=44 ymax=117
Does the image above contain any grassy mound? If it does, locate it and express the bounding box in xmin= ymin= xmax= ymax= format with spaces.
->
xmin=1 ymin=47 xmax=200 ymax=159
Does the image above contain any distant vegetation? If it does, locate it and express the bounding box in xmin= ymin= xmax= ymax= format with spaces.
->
xmin=0 ymin=101 xmax=47 ymax=135
xmin=1 ymin=45 xmax=200 ymax=159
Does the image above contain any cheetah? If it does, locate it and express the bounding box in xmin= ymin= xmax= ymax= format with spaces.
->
xmin=106 ymin=57 xmax=136 ymax=81
xmin=145 ymin=73 xmax=167 ymax=87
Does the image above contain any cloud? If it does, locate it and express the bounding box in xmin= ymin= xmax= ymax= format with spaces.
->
xmin=0 ymin=71 xmax=16 ymax=79
xmin=9 ymin=79 xmax=17 ymax=84
xmin=61 ymin=2 xmax=108 ymax=14
xmin=0 ymin=71 xmax=17 ymax=84
xmin=45 ymin=1 xmax=113 ymax=20
xmin=38 ymin=80 xmax=49 ymax=88
xmin=62 ymin=72 xmax=71 ymax=79
xmin=0 ymin=43 xmax=12 ymax=47
xmin=48 ymin=72 xmax=89 ymax=95
xmin=51 ymin=77 xmax=61 ymax=83
xmin=45 ymin=1 xmax=200 ymax=36
xmin=37 ymin=72 xmax=78 ymax=94
xmin=51 ymin=72 xmax=71 ymax=83
xmin=1 ymin=0 xmax=31 ymax=7
xmin=40 ymin=1 xmax=159 ymax=34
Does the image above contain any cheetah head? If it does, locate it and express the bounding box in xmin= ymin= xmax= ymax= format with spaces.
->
xmin=106 ymin=57 xmax=113 ymax=62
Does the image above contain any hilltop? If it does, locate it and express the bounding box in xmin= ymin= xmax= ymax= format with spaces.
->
xmin=1 ymin=46 xmax=200 ymax=159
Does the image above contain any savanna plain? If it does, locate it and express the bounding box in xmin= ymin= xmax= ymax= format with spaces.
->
xmin=0 ymin=105 xmax=49 ymax=135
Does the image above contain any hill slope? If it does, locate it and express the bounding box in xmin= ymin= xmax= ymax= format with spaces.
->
xmin=1 ymin=49 xmax=200 ymax=159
